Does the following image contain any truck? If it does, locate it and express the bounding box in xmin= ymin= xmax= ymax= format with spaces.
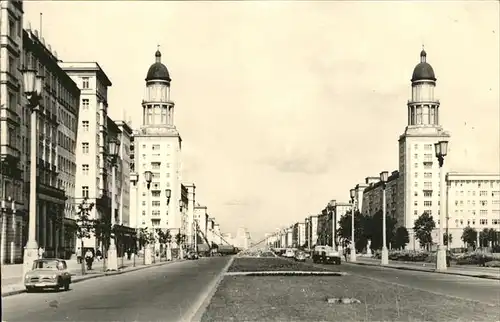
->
xmin=312 ymin=245 xmax=341 ymax=265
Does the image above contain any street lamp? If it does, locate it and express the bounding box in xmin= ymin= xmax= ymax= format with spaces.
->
xmin=143 ymin=171 xmax=153 ymax=265
xmin=106 ymin=139 xmax=120 ymax=271
xmin=22 ymin=68 xmax=45 ymax=277
xmin=327 ymin=200 xmax=336 ymax=250
xmin=130 ymin=173 xmax=139 ymax=267
xmin=165 ymin=189 xmax=172 ymax=261
xmin=349 ymin=188 xmax=357 ymax=262
xmin=435 ymin=140 xmax=449 ymax=271
xmin=380 ymin=171 xmax=389 ymax=266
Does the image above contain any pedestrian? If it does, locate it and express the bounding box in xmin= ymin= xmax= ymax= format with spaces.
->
xmin=85 ymin=249 xmax=94 ymax=270
xmin=96 ymin=249 xmax=102 ymax=262
xmin=76 ymin=247 xmax=82 ymax=264
xmin=38 ymin=246 xmax=45 ymax=259
xmin=343 ymin=247 xmax=348 ymax=262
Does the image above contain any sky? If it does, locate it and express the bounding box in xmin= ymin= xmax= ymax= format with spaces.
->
xmin=23 ymin=1 xmax=499 ymax=241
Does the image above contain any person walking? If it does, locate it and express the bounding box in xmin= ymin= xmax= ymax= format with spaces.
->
xmin=84 ymin=249 xmax=94 ymax=270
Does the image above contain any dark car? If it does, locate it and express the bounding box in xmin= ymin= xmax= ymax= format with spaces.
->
xmin=186 ymin=251 xmax=199 ymax=260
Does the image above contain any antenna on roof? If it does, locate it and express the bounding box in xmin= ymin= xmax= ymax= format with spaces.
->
xmin=40 ymin=13 xmax=43 ymax=37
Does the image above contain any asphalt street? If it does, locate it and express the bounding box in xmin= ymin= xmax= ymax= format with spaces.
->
xmin=2 ymin=256 xmax=232 ymax=322
xmin=311 ymin=259 xmax=500 ymax=306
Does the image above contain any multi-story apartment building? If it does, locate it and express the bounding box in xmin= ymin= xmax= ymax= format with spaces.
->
xmin=183 ymin=183 xmax=196 ymax=247
xmin=361 ymin=171 xmax=400 ymax=222
xmin=0 ymin=0 xmax=24 ymax=264
xmin=308 ymin=215 xmax=319 ymax=247
xmin=22 ymin=28 xmax=80 ymax=260
xmin=446 ymin=172 xmax=500 ymax=248
xmin=133 ymin=49 xmax=183 ymax=237
xmin=115 ymin=121 xmax=132 ymax=227
xmin=193 ymin=203 xmax=208 ymax=245
xmin=317 ymin=211 xmax=330 ymax=246
xmin=59 ymin=61 xmax=113 ymax=252
xmin=179 ymin=183 xmax=189 ymax=245
xmin=398 ymin=49 xmax=451 ymax=249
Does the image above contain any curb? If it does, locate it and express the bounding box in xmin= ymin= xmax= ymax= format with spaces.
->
xmin=1 ymin=259 xmax=185 ymax=297
xmin=188 ymin=255 xmax=236 ymax=322
xmin=349 ymin=261 xmax=500 ymax=280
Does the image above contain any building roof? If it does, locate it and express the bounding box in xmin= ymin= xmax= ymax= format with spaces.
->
xmin=411 ymin=49 xmax=436 ymax=82
xmin=145 ymin=50 xmax=171 ymax=82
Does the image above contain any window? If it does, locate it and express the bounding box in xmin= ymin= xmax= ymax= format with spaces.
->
xmin=82 ymin=186 xmax=89 ymax=198
xmin=166 ymin=173 xmax=170 ymax=178
xmin=424 ymin=182 xmax=432 ymax=189
xmin=82 ymin=164 xmax=89 ymax=175
xmin=424 ymin=201 xmax=432 ymax=207
xmin=82 ymin=121 xmax=89 ymax=131
xmin=480 ymin=200 xmax=488 ymax=207
xmin=414 ymin=201 xmax=418 ymax=206
xmin=82 ymin=99 xmax=89 ymax=109
xmin=151 ymin=162 xmax=161 ymax=169
xmin=152 ymin=201 xmax=161 ymax=207
xmin=152 ymin=144 xmax=160 ymax=150
xmin=480 ymin=219 xmax=488 ymax=225
xmin=152 ymin=191 xmax=161 ymax=197
xmin=423 ymin=191 xmax=432 ymax=197
xmin=479 ymin=191 xmax=488 ymax=196
xmin=82 ymin=142 xmax=89 ymax=154
xmin=424 ymin=144 xmax=433 ymax=150
xmin=414 ymin=172 xmax=418 ymax=178
xmin=480 ymin=210 xmax=487 ymax=216
xmin=414 ymin=210 xmax=418 ymax=215
xmin=424 ymin=172 xmax=432 ymax=178
xmin=166 ymin=163 xmax=170 ymax=168
xmin=82 ymin=77 xmax=89 ymax=89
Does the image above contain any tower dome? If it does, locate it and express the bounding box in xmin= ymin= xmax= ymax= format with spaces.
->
xmin=145 ymin=49 xmax=171 ymax=82
xmin=411 ymin=49 xmax=436 ymax=82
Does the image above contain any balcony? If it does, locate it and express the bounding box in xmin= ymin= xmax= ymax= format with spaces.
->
xmin=24 ymin=181 xmax=66 ymax=201
xmin=423 ymin=161 xmax=433 ymax=166
xmin=0 ymin=144 xmax=21 ymax=163
xmin=0 ymin=106 xmax=21 ymax=126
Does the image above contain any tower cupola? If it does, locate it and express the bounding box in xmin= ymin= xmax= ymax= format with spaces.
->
xmin=145 ymin=48 xmax=171 ymax=83
xmin=411 ymin=49 xmax=436 ymax=82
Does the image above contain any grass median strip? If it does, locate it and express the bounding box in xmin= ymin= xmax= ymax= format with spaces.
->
xmin=202 ymin=275 xmax=500 ymax=322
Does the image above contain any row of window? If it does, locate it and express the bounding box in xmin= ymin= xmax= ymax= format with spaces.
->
xmin=453 ymin=190 xmax=500 ymax=197
xmin=457 ymin=219 xmax=500 ymax=226
xmin=452 ymin=180 xmax=500 ymax=188
xmin=454 ymin=200 xmax=495 ymax=206
xmin=414 ymin=172 xmax=433 ymax=178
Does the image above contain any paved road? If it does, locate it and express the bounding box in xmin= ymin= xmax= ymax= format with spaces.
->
xmin=311 ymin=260 xmax=500 ymax=306
xmin=2 ymin=256 xmax=232 ymax=322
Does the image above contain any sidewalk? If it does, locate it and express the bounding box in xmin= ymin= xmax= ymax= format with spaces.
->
xmin=350 ymin=257 xmax=500 ymax=280
xmin=1 ymin=256 xmax=182 ymax=297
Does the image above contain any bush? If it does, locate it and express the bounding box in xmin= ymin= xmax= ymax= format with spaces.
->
xmin=454 ymin=252 xmax=500 ymax=265
xmin=372 ymin=250 xmax=431 ymax=262
xmin=485 ymin=260 xmax=500 ymax=268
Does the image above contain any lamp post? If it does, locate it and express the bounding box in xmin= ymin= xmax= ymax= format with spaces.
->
xmin=143 ymin=171 xmax=153 ymax=265
xmin=435 ymin=140 xmax=449 ymax=271
xmin=349 ymin=188 xmax=357 ymax=262
xmin=130 ymin=173 xmax=138 ymax=267
xmin=22 ymin=68 xmax=44 ymax=277
xmin=327 ymin=200 xmax=336 ymax=250
xmin=446 ymin=176 xmax=450 ymax=251
xmin=165 ymin=189 xmax=172 ymax=261
xmin=106 ymin=139 xmax=120 ymax=271
xmin=380 ymin=171 xmax=389 ymax=265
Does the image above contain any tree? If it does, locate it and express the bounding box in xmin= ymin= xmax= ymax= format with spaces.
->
xmin=444 ymin=232 xmax=453 ymax=246
xmin=75 ymin=198 xmax=96 ymax=275
xmin=156 ymin=228 xmax=172 ymax=258
xmin=364 ymin=210 xmax=397 ymax=250
xmin=413 ymin=212 xmax=435 ymax=250
xmin=393 ymin=226 xmax=410 ymax=250
xmin=337 ymin=210 xmax=368 ymax=253
xmin=462 ymin=226 xmax=477 ymax=249
xmin=479 ymin=228 xmax=497 ymax=247
xmin=137 ymin=227 xmax=155 ymax=264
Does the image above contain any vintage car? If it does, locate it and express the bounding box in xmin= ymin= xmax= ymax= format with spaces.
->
xmin=24 ymin=258 xmax=72 ymax=292
xmin=294 ymin=250 xmax=307 ymax=262
xmin=312 ymin=245 xmax=341 ymax=265
xmin=186 ymin=251 xmax=199 ymax=260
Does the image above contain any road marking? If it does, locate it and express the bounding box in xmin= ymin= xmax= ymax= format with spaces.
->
xmin=184 ymin=256 xmax=235 ymax=322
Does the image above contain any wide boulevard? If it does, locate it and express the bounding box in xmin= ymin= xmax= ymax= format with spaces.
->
xmin=2 ymin=256 xmax=232 ymax=322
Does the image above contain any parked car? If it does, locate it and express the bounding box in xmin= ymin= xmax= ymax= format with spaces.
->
xmin=283 ymin=248 xmax=295 ymax=258
xmin=24 ymin=258 xmax=71 ymax=292
xmin=186 ymin=251 xmax=199 ymax=260
xmin=294 ymin=251 xmax=306 ymax=262
xmin=312 ymin=245 xmax=341 ymax=265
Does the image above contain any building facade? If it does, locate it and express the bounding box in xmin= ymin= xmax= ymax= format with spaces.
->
xmin=361 ymin=171 xmax=400 ymax=222
xmin=133 ymin=49 xmax=182 ymax=236
xmin=116 ymin=121 xmax=132 ymax=227
xmin=445 ymin=172 xmax=500 ymax=249
xmin=0 ymin=0 xmax=24 ymax=264
xmin=60 ymin=61 xmax=113 ymax=252
xmin=23 ymin=28 xmax=80 ymax=259
xmin=398 ymin=49 xmax=451 ymax=249
xmin=183 ymin=183 xmax=196 ymax=247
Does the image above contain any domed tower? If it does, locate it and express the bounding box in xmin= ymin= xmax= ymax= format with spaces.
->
xmin=407 ymin=49 xmax=439 ymax=127
xmin=398 ymin=48 xmax=450 ymax=251
xmin=142 ymin=49 xmax=175 ymax=127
